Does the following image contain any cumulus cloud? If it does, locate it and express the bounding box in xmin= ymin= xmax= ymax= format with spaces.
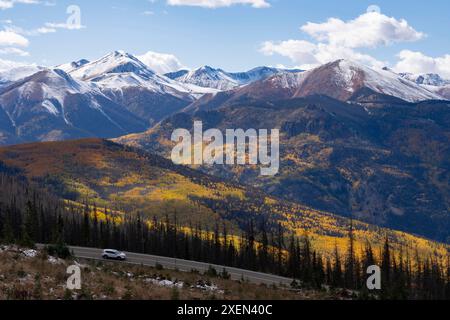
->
xmin=137 ymin=51 xmax=186 ymax=74
xmin=0 ymin=30 xmax=29 ymax=47
xmin=261 ymin=10 xmax=424 ymax=70
xmin=167 ymin=0 xmax=270 ymax=8
xmin=0 ymin=57 xmax=30 ymax=71
xmin=301 ymin=12 xmax=424 ymax=49
xmin=394 ymin=50 xmax=450 ymax=78
xmin=261 ymin=40 xmax=386 ymax=70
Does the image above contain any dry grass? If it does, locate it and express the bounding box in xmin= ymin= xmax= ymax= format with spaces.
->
xmin=0 ymin=246 xmax=332 ymax=300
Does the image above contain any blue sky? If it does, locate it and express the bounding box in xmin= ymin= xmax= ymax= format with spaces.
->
xmin=0 ymin=0 xmax=449 ymax=75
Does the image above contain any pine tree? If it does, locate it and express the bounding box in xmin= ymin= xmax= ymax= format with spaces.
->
xmin=381 ymin=235 xmax=392 ymax=298
xmin=344 ymin=219 xmax=356 ymax=289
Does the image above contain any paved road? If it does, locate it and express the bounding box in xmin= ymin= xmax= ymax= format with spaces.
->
xmin=42 ymin=245 xmax=294 ymax=286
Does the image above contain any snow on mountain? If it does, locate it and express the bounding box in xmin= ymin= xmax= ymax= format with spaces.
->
xmin=234 ymin=66 xmax=302 ymax=84
xmin=167 ymin=66 xmax=238 ymax=91
xmin=0 ymin=68 xmax=146 ymax=143
xmin=55 ymin=59 xmax=90 ymax=73
xmin=195 ymin=59 xmax=445 ymax=106
xmin=165 ymin=69 xmax=189 ymax=80
xmin=166 ymin=65 xmax=302 ymax=91
xmin=329 ymin=60 xmax=443 ymax=102
xmin=0 ymin=65 xmax=44 ymax=85
xmin=1 ymin=68 xmax=108 ymax=122
xmin=436 ymin=85 xmax=450 ymax=100
xmin=68 ymin=51 xmax=218 ymax=99
xmin=399 ymin=72 xmax=450 ymax=87
xmin=286 ymin=59 xmax=444 ymax=102
xmin=18 ymin=68 xmax=100 ymax=106
xmin=0 ymin=58 xmax=31 ymax=72
xmin=69 ymin=50 xmax=155 ymax=81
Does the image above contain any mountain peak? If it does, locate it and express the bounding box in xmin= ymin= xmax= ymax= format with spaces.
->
xmin=54 ymin=59 xmax=90 ymax=73
xmin=113 ymin=49 xmax=126 ymax=56
xmin=199 ymin=65 xmax=216 ymax=71
xmin=69 ymin=50 xmax=155 ymax=81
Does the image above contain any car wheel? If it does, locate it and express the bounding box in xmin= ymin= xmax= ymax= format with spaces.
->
xmin=102 ymin=255 xmax=108 ymax=259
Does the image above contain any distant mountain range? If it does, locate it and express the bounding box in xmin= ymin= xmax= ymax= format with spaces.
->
xmin=399 ymin=72 xmax=450 ymax=87
xmin=0 ymin=51 xmax=305 ymax=145
xmin=165 ymin=65 xmax=303 ymax=90
xmin=0 ymin=52 xmax=448 ymax=147
xmin=0 ymin=68 xmax=146 ymax=145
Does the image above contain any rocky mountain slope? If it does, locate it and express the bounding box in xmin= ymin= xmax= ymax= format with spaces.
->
xmin=117 ymin=92 xmax=450 ymax=243
xmin=166 ymin=65 xmax=302 ymax=91
xmin=0 ymin=69 xmax=146 ymax=145
xmin=186 ymin=60 xmax=444 ymax=114
xmin=0 ymin=138 xmax=446 ymax=256
xmin=0 ymin=56 xmax=447 ymax=146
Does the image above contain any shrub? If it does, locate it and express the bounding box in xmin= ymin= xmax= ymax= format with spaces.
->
xmin=205 ymin=265 xmax=218 ymax=278
xmin=45 ymin=242 xmax=72 ymax=259
xmin=220 ymin=268 xmax=231 ymax=280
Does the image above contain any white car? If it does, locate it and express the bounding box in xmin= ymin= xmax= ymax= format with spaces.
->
xmin=102 ymin=249 xmax=127 ymax=261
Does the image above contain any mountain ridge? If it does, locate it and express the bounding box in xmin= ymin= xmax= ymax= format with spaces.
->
xmin=165 ymin=65 xmax=303 ymax=91
xmin=116 ymin=94 xmax=450 ymax=243
xmin=0 ymin=55 xmax=448 ymax=146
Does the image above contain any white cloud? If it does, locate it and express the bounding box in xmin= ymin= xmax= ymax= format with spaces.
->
xmin=0 ymin=30 xmax=29 ymax=47
xmin=394 ymin=50 xmax=450 ymax=78
xmin=44 ymin=22 xmax=86 ymax=30
xmin=167 ymin=0 xmax=270 ymax=8
xmin=301 ymin=12 xmax=424 ymax=49
xmin=260 ymin=10 xmax=424 ymax=70
xmin=0 ymin=57 xmax=30 ymax=71
xmin=0 ymin=0 xmax=40 ymax=10
xmin=261 ymin=40 xmax=386 ymax=70
xmin=35 ymin=26 xmax=56 ymax=34
xmin=3 ymin=24 xmax=56 ymax=36
xmin=137 ymin=51 xmax=186 ymax=74
xmin=0 ymin=47 xmax=29 ymax=56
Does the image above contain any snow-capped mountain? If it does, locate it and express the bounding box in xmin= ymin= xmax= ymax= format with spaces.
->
xmin=0 ymin=53 xmax=447 ymax=146
xmin=0 ymin=68 xmax=146 ymax=145
xmin=257 ymin=60 xmax=443 ymax=102
xmin=68 ymin=51 xmax=217 ymax=98
xmin=70 ymin=50 xmax=157 ymax=81
xmin=187 ymin=59 xmax=445 ymax=113
xmin=55 ymin=59 xmax=90 ymax=73
xmin=166 ymin=65 xmax=302 ymax=91
xmin=399 ymin=72 xmax=450 ymax=87
xmin=64 ymin=51 xmax=220 ymax=125
xmin=167 ymin=66 xmax=239 ymax=91
xmin=300 ymin=59 xmax=444 ymax=102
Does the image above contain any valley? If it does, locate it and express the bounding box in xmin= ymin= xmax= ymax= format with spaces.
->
xmin=0 ymin=138 xmax=447 ymax=260
xmin=0 ymin=53 xmax=448 ymax=254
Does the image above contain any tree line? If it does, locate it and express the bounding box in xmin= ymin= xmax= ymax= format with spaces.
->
xmin=0 ymin=172 xmax=449 ymax=300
